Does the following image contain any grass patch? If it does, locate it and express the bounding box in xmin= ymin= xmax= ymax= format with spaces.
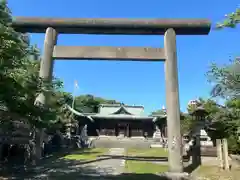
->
xmin=126 ymin=148 xmax=168 ymax=157
xmin=125 ymin=161 xmax=168 ymax=174
xmin=62 ymin=148 xmax=108 ymax=160
xmin=125 ymin=148 xmax=168 ymax=174
xmin=194 ymin=166 xmax=240 ymax=180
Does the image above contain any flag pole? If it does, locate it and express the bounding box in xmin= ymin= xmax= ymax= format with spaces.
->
xmin=73 ymin=80 xmax=79 ymax=136
xmin=72 ymin=80 xmax=79 ymax=108
xmin=72 ymin=83 xmax=76 ymax=109
xmin=68 ymin=80 xmax=77 ymax=140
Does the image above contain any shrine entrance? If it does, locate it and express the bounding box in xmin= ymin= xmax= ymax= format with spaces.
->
xmin=116 ymin=123 xmax=128 ymax=137
xmin=12 ymin=17 xmax=211 ymax=173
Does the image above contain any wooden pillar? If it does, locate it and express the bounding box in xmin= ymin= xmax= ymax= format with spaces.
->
xmin=223 ymin=138 xmax=229 ymax=170
xmin=164 ymin=28 xmax=183 ymax=173
xmin=126 ymin=124 xmax=129 ymax=137
xmin=34 ymin=27 xmax=58 ymax=159
xmin=216 ymin=139 xmax=223 ymax=169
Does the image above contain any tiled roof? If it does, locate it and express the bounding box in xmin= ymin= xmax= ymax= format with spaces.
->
xmin=67 ymin=104 xmax=154 ymax=121
xmin=99 ymin=104 xmax=144 ymax=109
xmin=91 ymin=114 xmax=154 ymax=120
xmin=98 ymin=104 xmax=144 ymax=116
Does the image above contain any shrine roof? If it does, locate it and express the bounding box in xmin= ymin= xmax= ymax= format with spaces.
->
xmin=90 ymin=114 xmax=155 ymax=121
xmin=98 ymin=103 xmax=144 ymax=116
xmin=67 ymin=104 xmax=166 ymax=121
xmin=99 ymin=104 xmax=144 ymax=108
xmin=83 ymin=112 xmax=166 ymax=122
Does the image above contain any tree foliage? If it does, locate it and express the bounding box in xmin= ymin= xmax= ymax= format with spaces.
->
xmin=150 ymin=109 xmax=166 ymax=116
xmin=73 ymin=94 xmax=120 ymax=113
xmin=207 ymin=59 xmax=240 ymax=99
xmin=150 ymin=108 xmax=194 ymax=135
xmin=189 ymin=98 xmax=240 ymax=153
xmin=212 ymin=6 xmax=240 ymax=153
xmin=216 ymin=7 xmax=240 ymax=28
xmin=0 ymin=0 xmax=32 ymax=111
xmin=0 ymin=0 xmax=72 ymax=130
xmin=180 ymin=113 xmax=195 ymax=135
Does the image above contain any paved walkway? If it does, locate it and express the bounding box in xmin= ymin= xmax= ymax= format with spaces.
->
xmin=5 ymin=147 xmax=237 ymax=179
xmin=81 ymin=148 xmax=125 ymax=176
xmin=0 ymin=148 xmax=126 ymax=179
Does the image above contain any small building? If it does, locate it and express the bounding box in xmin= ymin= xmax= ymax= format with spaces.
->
xmin=69 ymin=104 xmax=166 ymax=138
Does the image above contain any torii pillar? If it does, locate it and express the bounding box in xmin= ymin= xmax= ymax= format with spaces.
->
xmin=12 ymin=17 xmax=211 ymax=174
xmin=164 ymin=28 xmax=183 ymax=172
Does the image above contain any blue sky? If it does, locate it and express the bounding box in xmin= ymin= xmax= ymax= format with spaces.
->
xmin=8 ymin=0 xmax=240 ymax=114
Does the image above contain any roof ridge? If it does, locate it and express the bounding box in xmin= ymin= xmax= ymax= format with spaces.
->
xmin=99 ymin=103 xmax=144 ymax=108
xmin=110 ymin=106 xmax=133 ymax=115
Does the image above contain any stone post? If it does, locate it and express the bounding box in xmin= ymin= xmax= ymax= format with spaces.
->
xmin=164 ymin=28 xmax=183 ymax=173
xmin=222 ymin=138 xmax=229 ymax=170
xmin=216 ymin=139 xmax=223 ymax=169
xmin=34 ymin=27 xmax=58 ymax=159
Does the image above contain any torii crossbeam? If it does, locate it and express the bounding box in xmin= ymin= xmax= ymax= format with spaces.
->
xmin=11 ymin=16 xmax=211 ymax=174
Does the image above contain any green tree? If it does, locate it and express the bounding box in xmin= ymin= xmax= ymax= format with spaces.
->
xmin=214 ymin=6 xmax=240 ymax=98
xmin=150 ymin=108 xmax=193 ymax=135
xmin=216 ymin=7 xmax=240 ymax=28
xmin=211 ymin=5 xmax=240 ymax=153
xmin=180 ymin=113 xmax=195 ymax=135
xmin=207 ymin=59 xmax=240 ymax=99
xmin=0 ymin=0 xmax=32 ymax=111
xmin=0 ymin=0 xmax=70 ymax=127
xmin=208 ymin=100 xmax=240 ymax=154
xmin=0 ymin=0 xmax=75 ymax=160
xmin=73 ymin=94 xmax=120 ymax=113
xmin=150 ymin=109 xmax=166 ymax=116
xmin=191 ymin=98 xmax=240 ymax=154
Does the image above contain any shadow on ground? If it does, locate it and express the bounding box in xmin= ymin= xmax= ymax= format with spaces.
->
xmin=0 ymin=150 xmax=171 ymax=180
xmin=0 ymin=163 xmax=171 ymax=180
xmin=68 ymin=150 xmax=104 ymax=155
xmin=42 ymin=173 xmax=170 ymax=180
xmin=99 ymin=155 xmax=190 ymax=162
xmin=184 ymin=162 xmax=200 ymax=174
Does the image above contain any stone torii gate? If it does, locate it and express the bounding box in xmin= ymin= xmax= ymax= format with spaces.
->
xmin=12 ymin=17 xmax=211 ymax=173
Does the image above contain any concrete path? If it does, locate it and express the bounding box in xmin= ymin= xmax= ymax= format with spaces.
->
xmin=0 ymin=148 xmax=126 ymax=179
xmin=81 ymin=148 xmax=125 ymax=176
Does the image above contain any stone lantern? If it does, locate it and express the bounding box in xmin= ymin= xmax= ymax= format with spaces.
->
xmin=191 ymin=106 xmax=208 ymax=121
xmin=190 ymin=106 xmax=209 ymax=140
xmin=190 ymin=106 xmax=208 ymax=165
